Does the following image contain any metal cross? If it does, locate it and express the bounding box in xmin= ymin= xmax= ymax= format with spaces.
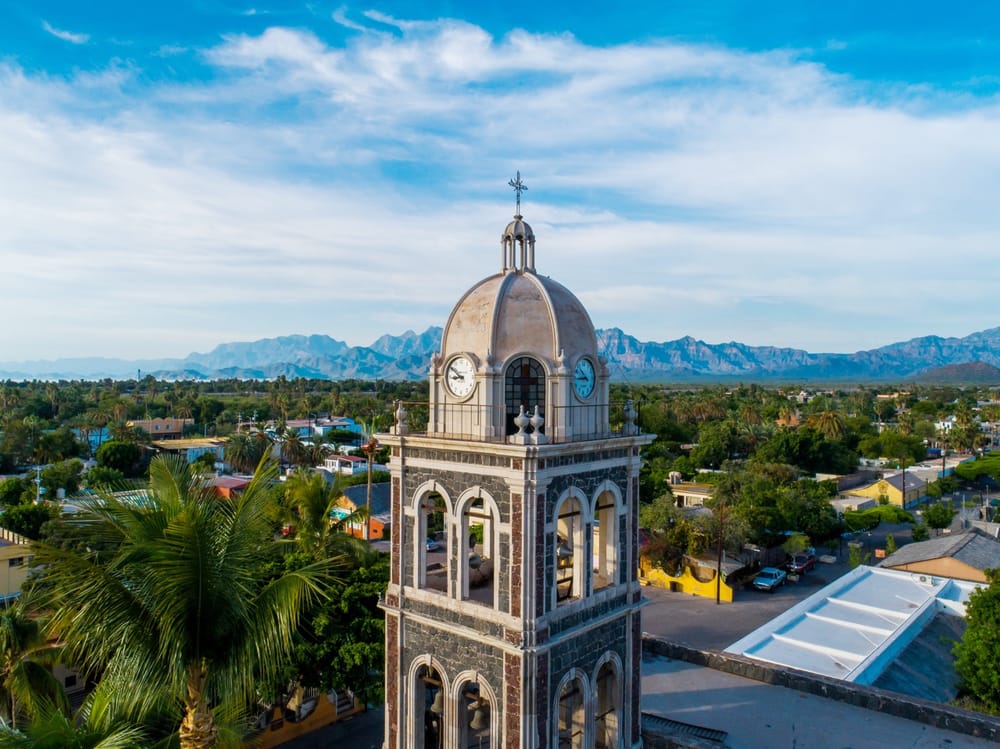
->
xmin=508 ymin=171 xmax=528 ymax=215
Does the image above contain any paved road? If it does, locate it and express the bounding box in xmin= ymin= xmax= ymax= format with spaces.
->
xmin=274 ymin=706 xmax=384 ymax=749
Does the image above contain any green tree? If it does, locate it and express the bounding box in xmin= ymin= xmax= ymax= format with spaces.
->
xmin=954 ymin=569 xmax=1000 ymax=714
xmin=280 ymin=553 xmax=389 ymax=706
xmin=1 ymin=505 xmax=57 ymax=541
xmin=923 ymin=502 xmax=955 ymax=534
xmin=94 ymin=441 xmax=144 ymax=478
xmin=0 ymin=480 xmax=32 ymax=509
xmin=83 ymin=467 xmax=124 ymax=490
xmin=911 ymin=523 xmax=930 ymax=542
xmin=32 ymin=456 xmax=335 ymax=749
xmin=0 ymin=602 xmax=70 ymax=729
xmin=885 ymin=533 xmax=898 ymax=556
xmin=34 ymin=429 xmax=82 ymax=464
xmin=224 ymin=432 xmax=272 ymax=474
xmin=281 ymin=470 xmax=362 ymax=560
xmin=40 ymin=460 xmax=84 ymax=499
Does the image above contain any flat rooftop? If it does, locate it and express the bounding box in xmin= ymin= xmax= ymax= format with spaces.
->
xmin=725 ymin=566 xmax=979 ymax=684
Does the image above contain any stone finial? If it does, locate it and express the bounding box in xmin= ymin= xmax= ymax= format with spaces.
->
xmin=623 ymin=399 xmax=638 ymax=435
xmin=510 ymin=405 xmax=531 ymax=444
xmin=394 ymin=400 xmax=409 ymax=435
xmin=530 ymin=405 xmax=548 ymax=444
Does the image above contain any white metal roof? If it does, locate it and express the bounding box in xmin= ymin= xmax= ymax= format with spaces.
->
xmin=725 ymin=566 xmax=979 ymax=683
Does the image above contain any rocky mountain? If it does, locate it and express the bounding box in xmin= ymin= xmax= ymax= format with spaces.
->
xmin=2 ymin=326 xmax=1000 ymax=382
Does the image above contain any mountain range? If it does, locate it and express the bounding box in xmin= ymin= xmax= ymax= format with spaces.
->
xmin=2 ymin=327 xmax=1000 ymax=383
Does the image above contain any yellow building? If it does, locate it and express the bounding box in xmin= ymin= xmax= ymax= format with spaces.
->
xmin=850 ymin=472 xmax=926 ymax=508
xmin=639 ymin=553 xmax=738 ymax=603
xmin=0 ymin=527 xmax=32 ymax=603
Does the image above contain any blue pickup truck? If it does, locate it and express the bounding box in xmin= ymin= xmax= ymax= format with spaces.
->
xmin=752 ymin=566 xmax=787 ymax=593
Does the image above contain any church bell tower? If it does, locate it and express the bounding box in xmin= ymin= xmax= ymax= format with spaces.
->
xmin=381 ymin=176 xmax=652 ymax=748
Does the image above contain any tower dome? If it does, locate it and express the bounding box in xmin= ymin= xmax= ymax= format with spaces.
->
xmin=441 ymin=268 xmax=598 ymax=370
xmin=426 ymin=175 xmax=608 ymax=444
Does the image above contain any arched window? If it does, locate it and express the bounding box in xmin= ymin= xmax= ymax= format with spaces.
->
xmin=592 ymin=489 xmax=619 ymax=591
xmin=555 ymin=673 xmax=587 ymax=748
xmin=460 ymin=495 xmax=498 ymax=609
xmin=505 ymin=357 xmax=545 ymax=436
xmin=594 ymin=660 xmax=621 ymax=749
xmin=418 ymin=491 xmax=449 ymax=595
xmin=555 ymin=494 xmax=585 ymax=606
xmin=413 ymin=664 xmax=445 ymax=749
xmin=455 ymin=676 xmax=495 ymax=749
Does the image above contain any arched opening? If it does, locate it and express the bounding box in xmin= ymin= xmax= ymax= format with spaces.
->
xmin=594 ymin=661 xmax=620 ymax=749
xmin=555 ymin=495 xmax=584 ymax=605
xmin=419 ymin=491 xmax=449 ymax=595
xmin=592 ymin=489 xmax=618 ymax=591
xmin=456 ymin=677 xmax=494 ymax=749
xmin=460 ymin=496 xmax=497 ymax=609
xmin=505 ymin=357 xmax=545 ymax=436
xmin=413 ymin=664 xmax=445 ymax=749
xmin=556 ymin=674 xmax=587 ymax=748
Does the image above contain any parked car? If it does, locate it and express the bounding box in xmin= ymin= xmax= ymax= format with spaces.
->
xmin=426 ymin=538 xmax=441 ymax=552
xmin=785 ymin=552 xmax=816 ymax=574
xmin=752 ymin=567 xmax=787 ymax=592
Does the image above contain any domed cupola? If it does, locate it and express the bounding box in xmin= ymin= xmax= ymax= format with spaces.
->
xmin=428 ymin=174 xmax=608 ymax=443
xmin=502 ymin=214 xmax=535 ymax=272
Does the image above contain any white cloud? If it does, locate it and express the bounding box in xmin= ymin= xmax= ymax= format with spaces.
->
xmin=2 ymin=16 xmax=1000 ymax=359
xmin=42 ymin=20 xmax=89 ymax=45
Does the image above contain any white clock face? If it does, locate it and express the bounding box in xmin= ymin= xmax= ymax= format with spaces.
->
xmin=445 ymin=356 xmax=476 ymax=397
xmin=573 ymin=358 xmax=595 ymax=398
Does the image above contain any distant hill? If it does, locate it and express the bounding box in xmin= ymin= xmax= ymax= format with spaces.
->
xmin=914 ymin=361 xmax=1000 ymax=384
xmin=3 ymin=326 xmax=1000 ymax=383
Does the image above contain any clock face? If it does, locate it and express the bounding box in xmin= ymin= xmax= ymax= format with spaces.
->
xmin=445 ymin=356 xmax=476 ymax=397
xmin=573 ymin=358 xmax=595 ymax=398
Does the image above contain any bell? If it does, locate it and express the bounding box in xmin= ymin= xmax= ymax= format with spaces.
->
xmin=430 ymin=690 xmax=444 ymax=715
xmin=469 ymin=704 xmax=489 ymax=731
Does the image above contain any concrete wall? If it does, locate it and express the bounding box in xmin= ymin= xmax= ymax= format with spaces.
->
xmin=642 ymin=635 xmax=1000 ymax=742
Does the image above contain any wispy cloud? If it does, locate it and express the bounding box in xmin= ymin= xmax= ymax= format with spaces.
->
xmin=42 ymin=20 xmax=89 ymax=45
xmin=2 ymin=14 xmax=1000 ymax=359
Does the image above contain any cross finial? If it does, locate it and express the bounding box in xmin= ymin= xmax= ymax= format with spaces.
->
xmin=508 ymin=171 xmax=527 ymax=216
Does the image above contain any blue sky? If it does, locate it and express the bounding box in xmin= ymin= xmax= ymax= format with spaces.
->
xmin=3 ymin=1 xmax=1000 ymax=361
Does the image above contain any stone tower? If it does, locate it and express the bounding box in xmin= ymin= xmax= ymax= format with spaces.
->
xmin=381 ymin=197 xmax=652 ymax=749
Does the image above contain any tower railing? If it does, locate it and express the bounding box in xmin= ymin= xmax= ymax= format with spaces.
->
xmin=388 ymin=400 xmax=640 ymax=445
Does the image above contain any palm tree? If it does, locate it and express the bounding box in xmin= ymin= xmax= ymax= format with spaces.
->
xmin=224 ymin=431 xmax=272 ymax=474
xmin=32 ymin=455 xmax=335 ymax=749
xmin=805 ymin=411 xmax=845 ymax=441
xmin=0 ymin=603 xmax=69 ymax=730
xmin=281 ymin=470 xmax=367 ymax=561
xmin=280 ymin=429 xmax=309 ymax=468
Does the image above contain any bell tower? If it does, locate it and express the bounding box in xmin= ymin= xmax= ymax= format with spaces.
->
xmin=381 ymin=179 xmax=652 ymax=749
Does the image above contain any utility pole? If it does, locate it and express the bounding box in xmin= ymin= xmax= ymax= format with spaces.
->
xmin=363 ymin=430 xmax=379 ymax=542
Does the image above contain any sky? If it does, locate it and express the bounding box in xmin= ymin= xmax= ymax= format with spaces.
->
xmin=3 ymin=1 xmax=1000 ymax=362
